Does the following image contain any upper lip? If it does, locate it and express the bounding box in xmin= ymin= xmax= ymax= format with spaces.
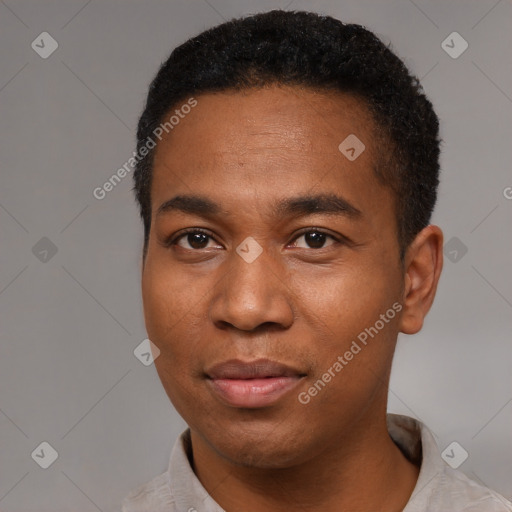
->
xmin=206 ymin=358 xmax=305 ymax=380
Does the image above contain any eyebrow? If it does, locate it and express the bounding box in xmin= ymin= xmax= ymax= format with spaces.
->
xmin=156 ymin=193 xmax=362 ymax=220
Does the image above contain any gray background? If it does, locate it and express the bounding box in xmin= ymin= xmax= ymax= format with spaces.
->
xmin=1 ymin=0 xmax=511 ymax=510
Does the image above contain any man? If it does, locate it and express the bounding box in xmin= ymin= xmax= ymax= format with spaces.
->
xmin=123 ymin=9 xmax=511 ymax=512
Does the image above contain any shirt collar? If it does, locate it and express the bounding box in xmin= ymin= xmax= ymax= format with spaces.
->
xmin=386 ymin=413 xmax=446 ymax=510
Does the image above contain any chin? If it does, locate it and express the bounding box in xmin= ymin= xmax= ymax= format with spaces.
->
xmin=220 ymin=441 xmax=306 ymax=469
xmin=200 ymin=418 xmax=317 ymax=469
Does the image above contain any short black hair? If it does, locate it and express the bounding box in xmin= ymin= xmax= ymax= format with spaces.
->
xmin=133 ymin=9 xmax=440 ymax=260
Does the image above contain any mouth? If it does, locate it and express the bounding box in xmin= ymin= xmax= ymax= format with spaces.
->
xmin=206 ymin=358 xmax=306 ymax=408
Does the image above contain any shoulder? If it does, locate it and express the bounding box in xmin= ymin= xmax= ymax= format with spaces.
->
xmin=121 ymin=471 xmax=176 ymax=512
xmin=432 ymin=466 xmax=512 ymax=511
xmin=387 ymin=414 xmax=512 ymax=512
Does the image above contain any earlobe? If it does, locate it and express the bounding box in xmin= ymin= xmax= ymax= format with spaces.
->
xmin=399 ymin=225 xmax=443 ymax=335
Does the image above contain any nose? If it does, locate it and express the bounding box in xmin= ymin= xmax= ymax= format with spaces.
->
xmin=209 ymin=244 xmax=295 ymax=332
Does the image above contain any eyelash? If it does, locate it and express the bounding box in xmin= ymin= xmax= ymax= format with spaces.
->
xmin=166 ymin=227 xmax=343 ymax=250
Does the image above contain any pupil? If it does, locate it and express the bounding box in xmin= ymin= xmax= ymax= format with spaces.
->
xmin=188 ymin=233 xmax=208 ymax=249
xmin=305 ymin=232 xmax=325 ymax=248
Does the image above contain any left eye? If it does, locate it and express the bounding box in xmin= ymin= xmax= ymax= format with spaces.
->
xmin=290 ymin=230 xmax=337 ymax=249
xmin=173 ymin=230 xmax=220 ymax=250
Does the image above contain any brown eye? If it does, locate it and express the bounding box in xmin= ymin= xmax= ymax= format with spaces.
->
xmin=170 ymin=229 xmax=221 ymax=250
xmin=291 ymin=230 xmax=337 ymax=249
xmin=184 ymin=232 xmax=210 ymax=249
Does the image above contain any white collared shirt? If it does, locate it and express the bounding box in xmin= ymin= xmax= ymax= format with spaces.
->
xmin=122 ymin=414 xmax=512 ymax=511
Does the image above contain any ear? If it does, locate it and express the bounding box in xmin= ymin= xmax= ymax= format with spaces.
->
xmin=399 ymin=225 xmax=443 ymax=335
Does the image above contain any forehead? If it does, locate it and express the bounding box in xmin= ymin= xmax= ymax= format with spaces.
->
xmin=150 ymin=86 xmax=388 ymax=218
xmin=154 ymin=86 xmax=376 ymax=157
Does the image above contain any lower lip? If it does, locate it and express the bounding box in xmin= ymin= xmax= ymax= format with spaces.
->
xmin=208 ymin=376 xmax=302 ymax=408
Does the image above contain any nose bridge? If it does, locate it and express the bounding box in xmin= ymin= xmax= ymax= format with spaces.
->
xmin=210 ymin=240 xmax=294 ymax=331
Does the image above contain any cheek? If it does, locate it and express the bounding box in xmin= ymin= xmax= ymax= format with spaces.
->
xmin=141 ymin=256 xmax=199 ymax=355
xmin=289 ymin=261 xmax=401 ymax=386
xmin=142 ymin=261 xmax=205 ymax=413
xmin=290 ymin=261 xmax=396 ymax=331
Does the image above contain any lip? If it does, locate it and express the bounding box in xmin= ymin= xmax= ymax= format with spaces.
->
xmin=206 ymin=358 xmax=305 ymax=408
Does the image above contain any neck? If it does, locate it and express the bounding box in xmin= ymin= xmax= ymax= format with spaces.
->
xmin=189 ymin=411 xmax=419 ymax=512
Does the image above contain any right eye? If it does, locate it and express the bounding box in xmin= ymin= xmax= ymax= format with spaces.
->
xmin=166 ymin=228 xmax=223 ymax=251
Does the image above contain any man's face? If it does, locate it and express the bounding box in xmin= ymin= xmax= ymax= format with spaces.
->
xmin=142 ymin=86 xmax=405 ymax=468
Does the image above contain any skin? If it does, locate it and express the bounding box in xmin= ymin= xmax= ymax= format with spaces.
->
xmin=141 ymin=85 xmax=443 ymax=511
